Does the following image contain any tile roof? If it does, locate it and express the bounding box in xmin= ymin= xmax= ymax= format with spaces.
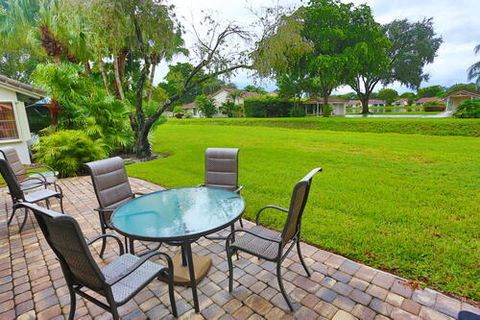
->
xmin=0 ymin=74 xmax=45 ymax=97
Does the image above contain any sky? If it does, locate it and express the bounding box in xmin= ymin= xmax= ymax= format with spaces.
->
xmin=156 ymin=0 xmax=480 ymax=94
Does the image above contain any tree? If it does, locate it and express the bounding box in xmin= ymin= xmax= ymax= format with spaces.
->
xmin=349 ymin=18 xmax=442 ymax=113
xmin=377 ymin=88 xmax=398 ymax=105
xmin=467 ymin=44 xmax=480 ymax=86
xmin=220 ymin=101 xmax=238 ymax=117
xmin=417 ymin=85 xmax=445 ymax=98
xmin=195 ymin=94 xmax=217 ymax=118
xmin=244 ymin=85 xmax=266 ymax=94
xmin=399 ymin=92 xmax=416 ymax=105
xmin=446 ymin=83 xmax=479 ymax=95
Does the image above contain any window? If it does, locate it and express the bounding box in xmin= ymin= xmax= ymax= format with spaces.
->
xmin=0 ymin=102 xmax=19 ymax=140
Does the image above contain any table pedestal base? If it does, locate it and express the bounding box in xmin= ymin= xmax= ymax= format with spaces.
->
xmin=172 ymin=253 xmax=212 ymax=286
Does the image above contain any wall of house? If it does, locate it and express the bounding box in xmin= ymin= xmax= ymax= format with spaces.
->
xmin=0 ymin=87 xmax=32 ymax=164
xmin=447 ymin=96 xmax=469 ymax=112
xmin=210 ymin=90 xmax=230 ymax=118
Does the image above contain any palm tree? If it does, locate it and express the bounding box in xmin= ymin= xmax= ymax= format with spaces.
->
xmin=467 ymin=44 xmax=480 ymax=85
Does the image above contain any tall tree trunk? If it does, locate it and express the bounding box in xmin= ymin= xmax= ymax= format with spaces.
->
xmin=361 ymin=96 xmax=370 ymax=114
xmin=147 ymin=62 xmax=156 ymax=102
xmin=98 ymin=60 xmax=111 ymax=96
xmin=323 ymin=95 xmax=330 ymax=117
xmin=134 ymin=121 xmax=153 ymax=159
xmin=113 ymin=53 xmax=125 ymax=100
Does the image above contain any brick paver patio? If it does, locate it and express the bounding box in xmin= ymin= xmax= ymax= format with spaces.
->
xmin=0 ymin=177 xmax=478 ymax=319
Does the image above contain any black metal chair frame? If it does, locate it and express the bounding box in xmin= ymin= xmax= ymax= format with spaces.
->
xmin=0 ymin=159 xmax=64 ymax=232
xmin=226 ymin=168 xmax=322 ymax=311
xmin=20 ymin=202 xmax=177 ymax=319
xmin=84 ymin=157 xmax=146 ymax=257
xmin=0 ymin=147 xmax=59 ymax=192
xmin=199 ymin=148 xmax=244 ymax=240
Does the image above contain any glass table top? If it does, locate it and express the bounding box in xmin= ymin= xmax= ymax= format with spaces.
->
xmin=111 ymin=187 xmax=245 ymax=241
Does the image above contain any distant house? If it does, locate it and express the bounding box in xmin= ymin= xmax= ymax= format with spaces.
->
xmin=0 ymin=75 xmax=44 ymax=164
xmin=347 ymin=100 xmax=361 ymax=107
xmin=181 ymin=88 xmax=260 ymax=118
xmin=304 ymin=97 xmax=347 ymax=116
xmin=415 ymin=97 xmax=441 ymax=105
xmin=393 ymin=98 xmax=409 ymax=106
xmin=368 ymin=99 xmax=386 ymax=107
xmin=445 ymin=90 xmax=480 ymax=112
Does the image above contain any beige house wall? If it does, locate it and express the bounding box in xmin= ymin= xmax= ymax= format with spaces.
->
xmin=0 ymin=86 xmax=32 ymax=164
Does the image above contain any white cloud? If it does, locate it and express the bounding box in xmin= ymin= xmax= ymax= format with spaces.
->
xmin=156 ymin=0 xmax=480 ymax=92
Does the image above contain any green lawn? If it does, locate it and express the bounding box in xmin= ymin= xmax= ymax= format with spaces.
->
xmin=127 ymin=121 xmax=480 ymax=301
xmin=169 ymin=117 xmax=480 ymax=137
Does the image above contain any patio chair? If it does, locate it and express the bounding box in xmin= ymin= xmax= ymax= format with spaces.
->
xmin=18 ymin=202 xmax=177 ymax=319
xmin=0 ymin=159 xmax=64 ymax=232
xmin=199 ymin=148 xmax=244 ymax=239
xmin=226 ymin=167 xmax=322 ymax=311
xmin=0 ymin=146 xmax=58 ymax=191
xmin=85 ymin=157 xmax=143 ymax=257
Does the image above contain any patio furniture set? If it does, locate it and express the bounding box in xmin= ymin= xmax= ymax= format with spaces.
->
xmin=0 ymin=146 xmax=321 ymax=319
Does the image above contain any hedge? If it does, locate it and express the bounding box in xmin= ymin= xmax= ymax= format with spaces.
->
xmin=244 ymin=96 xmax=296 ymax=117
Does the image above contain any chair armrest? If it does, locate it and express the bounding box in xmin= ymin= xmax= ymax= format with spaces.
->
xmin=234 ymin=185 xmax=243 ymax=193
xmin=105 ymin=251 xmax=173 ymax=286
xmin=87 ymin=234 xmax=124 ymax=255
xmin=226 ymin=228 xmax=282 ymax=245
xmin=18 ymin=177 xmax=49 ymax=191
xmin=255 ymin=205 xmax=289 ymax=225
xmin=95 ymin=207 xmax=115 ymax=213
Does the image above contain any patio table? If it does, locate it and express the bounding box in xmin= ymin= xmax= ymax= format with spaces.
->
xmin=111 ymin=186 xmax=245 ymax=312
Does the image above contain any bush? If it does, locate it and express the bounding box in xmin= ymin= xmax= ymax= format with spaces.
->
xmin=195 ymin=94 xmax=217 ymax=118
xmin=290 ymin=103 xmax=306 ymax=117
xmin=33 ymin=130 xmax=108 ymax=177
xmin=244 ymin=96 xmax=295 ymax=117
xmin=423 ymin=100 xmax=446 ymax=112
xmin=454 ymin=99 xmax=480 ymax=118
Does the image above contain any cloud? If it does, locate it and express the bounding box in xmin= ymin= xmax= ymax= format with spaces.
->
xmin=156 ymin=0 xmax=480 ymax=92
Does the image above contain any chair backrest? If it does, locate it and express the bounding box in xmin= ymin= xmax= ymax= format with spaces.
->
xmin=84 ymin=157 xmax=133 ymax=210
xmin=0 ymin=146 xmax=27 ymax=181
xmin=281 ymin=168 xmax=322 ymax=244
xmin=20 ymin=202 xmax=106 ymax=291
xmin=0 ymin=159 xmax=24 ymax=201
xmin=205 ymin=148 xmax=239 ymax=191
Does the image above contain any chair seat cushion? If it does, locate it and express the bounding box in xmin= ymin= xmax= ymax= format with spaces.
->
xmin=102 ymin=253 xmax=165 ymax=304
xmin=232 ymin=225 xmax=282 ymax=260
xmin=24 ymin=188 xmax=60 ymax=203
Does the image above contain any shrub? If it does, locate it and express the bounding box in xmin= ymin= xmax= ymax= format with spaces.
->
xmin=33 ymin=130 xmax=108 ymax=177
xmin=454 ymin=99 xmax=480 ymax=118
xmin=423 ymin=100 xmax=446 ymax=112
xmin=195 ymin=94 xmax=217 ymax=118
xmin=322 ymin=104 xmax=333 ymax=117
xmin=244 ymin=96 xmax=294 ymax=117
xmin=290 ymin=103 xmax=306 ymax=117
xmin=220 ymin=101 xmax=238 ymax=118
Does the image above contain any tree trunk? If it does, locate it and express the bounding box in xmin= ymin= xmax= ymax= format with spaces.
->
xmin=134 ymin=124 xmax=152 ymax=159
xmin=98 ymin=60 xmax=111 ymax=96
xmin=113 ymin=53 xmax=125 ymax=100
xmin=147 ymin=62 xmax=156 ymax=101
xmin=85 ymin=61 xmax=91 ymax=75
xmin=361 ymin=96 xmax=370 ymax=114
xmin=323 ymin=95 xmax=330 ymax=116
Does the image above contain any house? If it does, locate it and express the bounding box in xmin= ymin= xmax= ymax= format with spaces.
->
xmin=445 ymin=90 xmax=480 ymax=112
xmin=368 ymin=99 xmax=386 ymax=107
xmin=304 ymin=97 xmax=347 ymax=116
xmin=393 ymin=98 xmax=409 ymax=106
xmin=0 ymin=75 xmax=44 ymax=164
xmin=415 ymin=97 xmax=441 ymax=105
xmin=181 ymin=88 xmax=260 ymax=118
xmin=347 ymin=100 xmax=361 ymax=107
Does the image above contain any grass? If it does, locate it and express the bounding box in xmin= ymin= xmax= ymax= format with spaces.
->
xmin=169 ymin=117 xmax=480 ymax=137
xmin=346 ymin=111 xmax=441 ymax=115
xmin=127 ymin=120 xmax=480 ymax=301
